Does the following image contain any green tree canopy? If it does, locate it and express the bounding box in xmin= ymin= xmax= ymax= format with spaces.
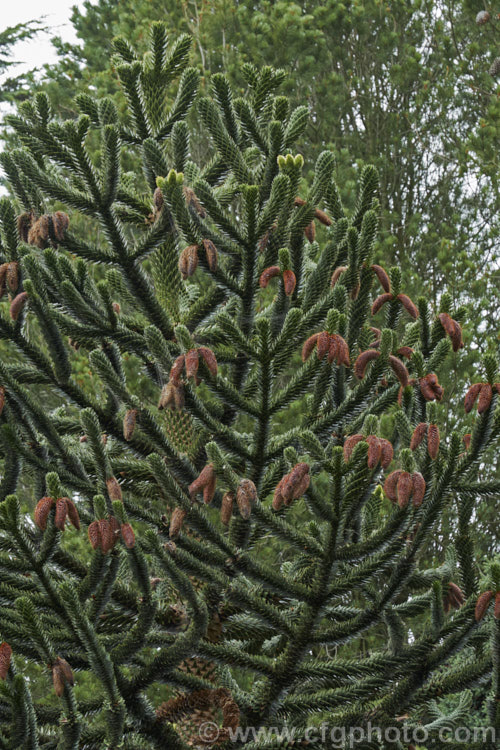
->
xmin=0 ymin=21 xmax=498 ymax=748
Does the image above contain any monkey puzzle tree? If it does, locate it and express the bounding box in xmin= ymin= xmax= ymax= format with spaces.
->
xmin=0 ymin=22 xmax=498 ymax=750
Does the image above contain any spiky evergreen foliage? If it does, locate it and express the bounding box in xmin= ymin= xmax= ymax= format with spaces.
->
xmin=0 ymin=22 xmax=498 ymax=750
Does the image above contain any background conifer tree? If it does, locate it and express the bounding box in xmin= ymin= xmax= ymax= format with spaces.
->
xmin=0 ymin=22 xmax=498 ymax=749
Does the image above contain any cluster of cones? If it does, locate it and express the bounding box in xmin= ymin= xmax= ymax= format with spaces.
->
xmin=0 ymin=260 xmax=28 ymax=321
xmin=88 ymin=516 xmax=135 ymax=553
xmin=33 ymin=491 xmax=134 ymax=553
xmin=410 ymin=422 xmax=440 ymax=460
xmin=464 ymin=382 xmax=500 ymax=414
xmin=17 ymin=210 xmax=69 ymax=249
xmin=354 ymin=351 xmax=444 ymax=404
xmin=418 ymin=373 xmax=444 ymax=402
xmin=272 ymin=463 xmax=310 ymax=510
xmin=169 ymin=467 xmax=258 ymax=538
xmin=438 ymin=312 xmax=464 ymax=352
xmin=259 ymin=265 xmax=296 ymax=296
xmin=383 ymin=470 xmax=426 ymax=509
xmin=152 ymin=185 xmax=206 ymax=221
xmin=158 ymin=347 xmax=218 ymax=412
xmin=354 ymin=348 xmax=409 ymax=386
xmin=371 ymin=264 xmax=419 ymax=319
xmin=343 ymin=434 xmax=393 ymax=469
xmin=302 ymin=331 xmax=350 ymax=367
xmin=34 ymin=496 xmax=80 ymax=532
xmin=179 ymin=239 xmax=218 ymax=279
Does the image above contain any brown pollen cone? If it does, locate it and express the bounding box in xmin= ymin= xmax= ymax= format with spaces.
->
xmin=371 ymin=292 xmax=393 ymax=315
xmin=410 ymin=423 xmax=428 ymax=451
xmin=316 ymin=331 xmax=330 ymax=360
xmin=411 ymin=472 xmax=426 ymax=507
xmin=281 ymin=463 xmax=310 ymax=504
xmin=17 ymin=211 xmax=34 ymax=242
xmin=87 ymin=520 xmax=101 ymax=550
xmin=354 ymin=349 xmax=380 ymax=379
xmin=158 ymin=382 xmax=176 ymax=410
xmin=419 ymin=373 xmax=443 ymax=401
xmin=106 ymin=476 xmax=122 ymax=502
xmin=99 ymin=519 xmax=116 ymax=553
xmin=203 ymin=472 xmax=217 ymax=505
xmin=366 ymin=436 xmax=382 ymax=469
xmin=198 ymin=347 xmax=218 ymax=377
xmin=202 ymin=239 xmax=218 ymax=271
xmin=185 ymin=349 xmax=200 ymax=380
xmin=388 ymin=355 xmax=409 ymax=387
xmin=445 ymin=582 xmax=465 ymax=613
xmin=183 ymin=186 xmax=206 ymax=217
xmin=236 ymin=479 xmax=257 ymax=519
xmin=283 ymin=269 xmax=296 ymax=296
xmin=0 ymin=263 xmax=8 ymax=298
xmin=0 ymin=642 xmax=12 ymax=680
xmin=379 ymin=439 xmax=393 ymax=468
xmin=259 ymin=266 xmax=281 ymax=288
xmin=301 ymin=333 xmax=320 ymax=362
xmin=51 ymin=656 xmax=74 ymax=697
xmin=330 ymin=265 xmax=348 ymax=288
xmin=120 ymin=523 xmax=136 ymax=549
xmin=50 ymin=211 xmax=70 ymax=244
xmin=396 ymin=293 xmax=419 ymax=319
xmin=170 ymin=355 xmax=185 ymax=385
xmin=123 ymin=408 xmax=138 ymax=441
xmin=427 ymin=424 xmax=440 ymax=460
xmin=10 ymin=291 xmax=29 ymax=321
xmin=343 ymin=434 xmax=365 ymax=462
xmin=153 ymin=186 xmax=164 ymax=212
xmin=464 ymin=383 xmax=482 ymax=413
xmin=34 ymin=496 xmax=55 ymax=530
xmin=6 ymin=262 xmax=19 ymax=293
xmin=314 ymin=207 xmax=332 ymax=226
xmin=304 ymin=220 xmax=316 ymax=243
xmin=475 ymin=590 xmax=494 ymax=622
xmin=54 ymin=498 xmax=68 ymax=531
xmin=477 ymin=383 xmax=493 ymax=414
xmin=438 ymin=312 xmax=463 ymax=352
xmin=220 ymin=492 xmax=234 ymax=525
xmin=272 ymin=477 xmax=286 ymax=511
xmin=328 ymin=334 xmax=350 ymax=366
xmin=396 ymin=471 xmax=413 ymax=508
xmin=64 ymin=498 xmax=80 ymax=530
xmin=383 ymin=470 xmax=403 ymax=502
xmin=371 ymin=264 xmax=391 ymax=293
xmin=179 ymin=245 xmax=199 ymax=279
xmin=189 ymin=464 xmax=217 ymax=499
xmin=169 ymin=507 xmax=187 ymax=539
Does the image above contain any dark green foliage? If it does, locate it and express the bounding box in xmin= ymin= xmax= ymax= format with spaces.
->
xmin=0 ymin=22 xmax=497 ymax=750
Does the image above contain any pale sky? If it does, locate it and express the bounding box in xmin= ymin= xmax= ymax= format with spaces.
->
xmin=0 ymin=1 xmax=95 ymax=189
xmin=1 ymin=0 xmax=94 ymax=80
